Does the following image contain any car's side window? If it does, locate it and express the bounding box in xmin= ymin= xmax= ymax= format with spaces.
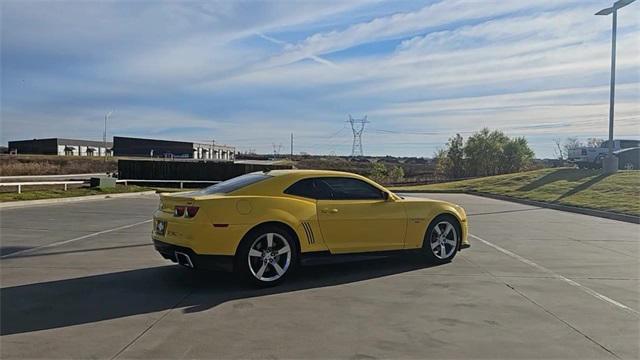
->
xmin=284 ymin=178 xmax=332 ymax=200
xmin=318 ymin=177 xmax=383 ymax=200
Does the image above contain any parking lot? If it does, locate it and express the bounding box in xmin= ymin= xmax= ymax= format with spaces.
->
xmin=1 ymin=193 xmax=638 ymax=359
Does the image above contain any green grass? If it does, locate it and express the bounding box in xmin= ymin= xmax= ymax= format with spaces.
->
xmin=0 ymin=185 xmax=153 ymax=202
xmin=391 ymin=168 xmax=640 ymax=216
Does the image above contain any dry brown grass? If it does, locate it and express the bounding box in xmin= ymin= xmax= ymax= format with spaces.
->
xmin=293 ymin=157 xmax=436 ymax=183
xmin=0 ymin=155 xmax=118 ymax=176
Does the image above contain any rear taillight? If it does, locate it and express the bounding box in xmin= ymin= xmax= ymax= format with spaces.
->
xmin=174 ymin=205 xmax=199 ymax=218
xmin=185 ymin=206 xmax=199 ymax=218
xmin=174 ymin=206 xmax=185 ymax=217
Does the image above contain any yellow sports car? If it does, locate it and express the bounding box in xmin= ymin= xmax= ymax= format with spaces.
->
xmin=152 ymin=170 xmax=469 ymax=285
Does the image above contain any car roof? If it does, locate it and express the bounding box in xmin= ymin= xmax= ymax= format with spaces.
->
xmin=264 ymin=169 xmax=357 ymax=177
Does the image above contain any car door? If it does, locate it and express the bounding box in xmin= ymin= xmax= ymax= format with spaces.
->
xmin=315 ymin=177 xmax=407 ymax=253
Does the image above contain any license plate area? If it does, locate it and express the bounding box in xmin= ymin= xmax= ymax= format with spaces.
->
xmin=154 ymin=220 xmax=167 ymax=235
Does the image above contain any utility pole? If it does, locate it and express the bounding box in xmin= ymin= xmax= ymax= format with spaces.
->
xmin=290 ymin=133 xmax=294 ymax=159
xmin=596 ymin=0 xmax=636 ymax=173
xmin=104 ymin=111 xmax=113 ymax=161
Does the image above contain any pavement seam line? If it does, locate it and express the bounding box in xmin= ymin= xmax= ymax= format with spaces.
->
xmin=110 ymin=291 xmax=194 ymax=360
xmin=461 ymin=254 xmax=621 ymax=359
xmin=503 ymin=283 xmax=621 ymax=359
xmin=469 ymin=234 xmax=640 ymax=317
xmin=0 ymin=219 xmax=152 ymax=259
xmin=567 ymin=237 xmax=636 ymax=259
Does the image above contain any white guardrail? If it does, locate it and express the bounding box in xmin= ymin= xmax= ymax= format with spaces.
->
xmin=0 ymin=179 xmax=221 ymax=193
xmin=0 ymin=181 xmax=86 ymax=193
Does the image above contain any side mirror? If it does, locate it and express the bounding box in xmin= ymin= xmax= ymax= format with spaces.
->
xmin=382 ymin=191 xmax=391 ymax=201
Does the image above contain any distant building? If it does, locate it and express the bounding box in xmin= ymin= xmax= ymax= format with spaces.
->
xmin=8 ymin=138 xmax=112 ymax=157
xmin=113 ymin=136 xmax=235 ymax=161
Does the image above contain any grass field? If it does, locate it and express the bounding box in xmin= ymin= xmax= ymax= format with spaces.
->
xmin=0 ymin=185 xmax=152 ymax=202
xmin=0 ymin=155 xmax=118 ymax=176
xmin=391 ymin=168 xmax=640 ymax=216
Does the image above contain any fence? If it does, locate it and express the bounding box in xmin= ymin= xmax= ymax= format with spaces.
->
xmin=0 ymin=181 xmax=85 ymax=193
xmin=118 ymin=159 xmax=292 ymax=181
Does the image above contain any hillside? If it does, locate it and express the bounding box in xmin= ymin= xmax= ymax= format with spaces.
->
xmin=0 ymin=155 xmax=118 ymax=176
xmin=391 ymin=168 xmax=640 ymax=216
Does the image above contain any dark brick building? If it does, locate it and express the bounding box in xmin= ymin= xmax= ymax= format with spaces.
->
xmin=113 ymin=136 xmax=235 ymax=160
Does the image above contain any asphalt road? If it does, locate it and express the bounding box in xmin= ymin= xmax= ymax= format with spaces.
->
xmin=0 ymin=193 xmax=638 ymax=359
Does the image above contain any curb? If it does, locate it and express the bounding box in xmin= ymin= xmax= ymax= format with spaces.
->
xmin=397 ymin=190 xmax=640 ymax=224
xmin=0 ymin=191 xmax=158 ymax=209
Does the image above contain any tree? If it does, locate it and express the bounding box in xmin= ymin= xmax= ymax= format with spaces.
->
xmin=370 ymin=162 xmax=387 ymax=183
xmin=433 ymin=148 xmax=450 ymax=179
xmin=464 ymin=128 xmax=509 ymax=176
xmin=446 ymin=134 xmax=465 ymax=178
xmin=553 ymin=138 xmax=565 ymax=160
xmin=501 ymin=137 xmax=535 ymax=173
xmin=587 ymin=138 xmax=604 ymax=148
xmin=563 ymin=137 xmax=583 ymax=156
xmin=436 ymin=128 xmax=535 ymax=178
xmin=388 ymin=165 xmax=405 ymax=182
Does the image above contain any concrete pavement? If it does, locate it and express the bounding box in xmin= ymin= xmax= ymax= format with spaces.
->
xmin=0 ymin=193 xmax=638 ymax=359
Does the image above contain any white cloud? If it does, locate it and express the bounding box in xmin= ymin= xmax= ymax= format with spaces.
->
xmin=263 ymin=0 xmax=581 ymax=68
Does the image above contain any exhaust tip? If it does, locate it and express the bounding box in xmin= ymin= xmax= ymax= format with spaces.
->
xmin=174 ymin=251 xmax=194 ymax=268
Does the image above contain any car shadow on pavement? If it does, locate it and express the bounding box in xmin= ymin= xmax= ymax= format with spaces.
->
xmin=0 ymin=255 xmax=440 ymax=335
xmin=0 ymin=246 xmax=33 ymax=256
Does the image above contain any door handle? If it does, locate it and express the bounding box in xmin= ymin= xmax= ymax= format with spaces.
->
xmin=321 ymin=208 xmax=339 ymax=214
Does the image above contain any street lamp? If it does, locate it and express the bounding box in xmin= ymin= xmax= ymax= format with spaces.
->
xmin=596 ymin=0 xmax=636 ymax=173
xmin=104 ymin=110 xmax=113 ymax=158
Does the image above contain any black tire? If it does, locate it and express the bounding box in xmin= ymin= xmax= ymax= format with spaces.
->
xmin=236 ymin=224 xmax=298 ymax=287
xmin=422 ymin=214 xmax=461 ymax=263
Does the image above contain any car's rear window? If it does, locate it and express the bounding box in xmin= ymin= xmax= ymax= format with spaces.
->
xmin=191 ymin=173 xmax=271 ymax=195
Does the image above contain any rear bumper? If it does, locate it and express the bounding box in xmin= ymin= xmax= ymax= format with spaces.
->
xmin=153 ymin=239 xmax=235 ymax=272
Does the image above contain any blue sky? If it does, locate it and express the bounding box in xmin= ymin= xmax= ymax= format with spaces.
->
xmin=1 ymin=0 xmax=639 ymax=158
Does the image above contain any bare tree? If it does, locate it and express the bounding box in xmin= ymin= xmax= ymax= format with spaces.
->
xmin=587 ymin=138 xmax=604 ymax=148
xmin=563 ymin=137 xmax=583 ymax=157
xmin=553 ymin=138 xmax=565 ymax=160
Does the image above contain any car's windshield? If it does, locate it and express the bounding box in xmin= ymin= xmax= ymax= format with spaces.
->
xmin=190 ymin=173 xmax=271 ymax=195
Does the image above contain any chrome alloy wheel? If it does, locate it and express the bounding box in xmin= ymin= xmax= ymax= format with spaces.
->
xmin=429 ymin=221 xmax=458 ymax=260
xmin=247 ymin=233 xmax=292 ymax=282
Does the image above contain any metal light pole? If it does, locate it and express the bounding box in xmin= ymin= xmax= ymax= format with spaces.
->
xmin=104 ymin=111 xmax=113 ymax=159
xmin=596 ymin=0 xmax=636 ymax=173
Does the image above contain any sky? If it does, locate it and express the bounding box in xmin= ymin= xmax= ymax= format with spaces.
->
xmin=1 ymin=0 xmax=639 ymax=158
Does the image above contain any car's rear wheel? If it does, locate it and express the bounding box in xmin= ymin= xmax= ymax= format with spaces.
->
xmin=237 ymin=225 xmax=297 ymax=286
xmin=422 ymin=215 xmax=461 ymax=263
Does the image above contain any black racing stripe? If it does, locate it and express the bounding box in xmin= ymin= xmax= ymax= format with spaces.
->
xmin=306 ymin=223 xmax=315 ymax=244
xmin=302 ymin=222 xmax=313 ymax=244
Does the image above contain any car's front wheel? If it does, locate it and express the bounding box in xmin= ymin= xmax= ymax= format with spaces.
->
xmin=237 ymin=225 xmax=297 ymax=286
xmin=423 ymin=215 xmax=461 ymax=263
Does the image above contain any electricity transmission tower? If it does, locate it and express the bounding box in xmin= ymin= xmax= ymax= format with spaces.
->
xmin=272 ymin=143 xmax=283 ymax=158
xmin=348 ymin=114 xmax=369 ymax=157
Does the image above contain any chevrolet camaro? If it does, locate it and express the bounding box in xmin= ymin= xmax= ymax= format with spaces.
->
xmin=152 ymin=170 xmax=470 ymax=286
